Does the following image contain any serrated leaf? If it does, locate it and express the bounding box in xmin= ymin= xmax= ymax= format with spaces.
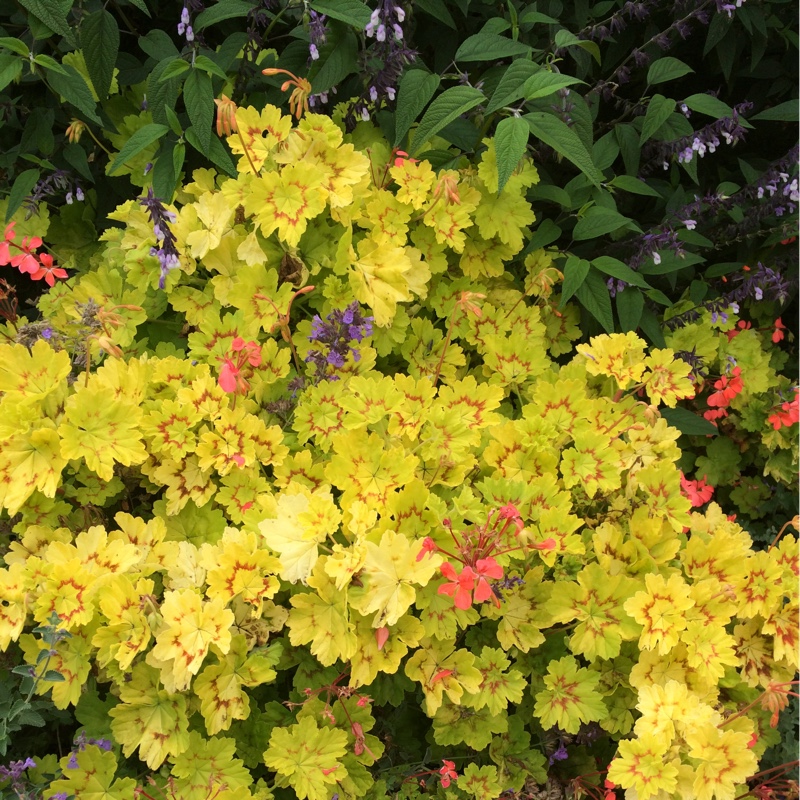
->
xmin=308 ymin=24 xmax=358 ymax=95
xmin=494 ymin=116 xmax=528 ymax=194
xmin=661 ymin=407 xmax=719 ymax=436
xmin=524 ymin=111 xmax=603 ymax=187
xmin=47 ymin=63 xmax=101 ymax=124
xmin=752 ymin=101 xmax=799 ymax=122
xmin=43 ymin=670 xmax=65 ymax=682
xmin=573 ymin=207 xmax=634 ymax=240
xmin=455 ymin=32 xmax=531 ymax=62
xmin=575 ymin=269 xmax=614 ymax=333
xmin=108 ymin=123 xmax=169 ymax=175
xmin=414 ymin=0 xmax=456 ymax=28
xmin=193 ymin=54 xmax=229 ymax=80
xmin=616 ymin=288 xmax=644 ymax=332
xmin=148 ymin=57 xmax=181 ymax=126
xmin=5 ymin=169 xmax=39 ymax=222
xmin=610 ymin=174 xmax=661 ymax=198
xmin=485 ymin=59 xmax=540 ymax=114
xmin=310 ymin=0 xmax=371 ymax=28
xmin=195 ymin=0 xmax=255 ymax=30
xmin=647 ymin=57 xmax=693 ymax=85
xmin=32 ymin=54 xmax=67 ymax=74
xmin=0 ymin=54 xmax=22 ymax=91
xmin=158 ymin=58 xmax=191 ymax=82
xmin=0 ymin=37 xmax=30 ymax=56
xmin=394 ymin=70 xmax=440 ymax=146
xmin=183 ymin=70 xmax=214 ymax=155
xmin=185 ymin=127 xmax=236 ymax=176
xmin=82 ymin=9 xmax=118 ymax=99
xmin=409 ymin=85 xmax=485 ymax=156
xmin=18 ymin=0 xmax=75 ymax=44
xmin=559 ymin=256 xmax=590 ymax=307
xmin=640 ymin=94 xmax=675 ymax=144
xmin=13 ymin=709 xmax=46 ymax=727
xmin=682 ymin=92 xmax=735 ymax=119
xmin=521 ymin=70 xmax=583 ymax=102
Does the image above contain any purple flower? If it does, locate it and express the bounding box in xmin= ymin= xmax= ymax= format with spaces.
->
xmin=306 ymin=302 xmax=373 ymax=382
xmin=138 ymin=188 xmax=181 ymax=289
xmin=549 ymin=743 xmax=569 ymax=765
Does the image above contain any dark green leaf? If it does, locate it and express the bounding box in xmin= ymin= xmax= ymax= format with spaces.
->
xmin=153 ymin=140 xmax=178 ymax=200
xmin=455 ymin=32 xmax=531 ymax=62
xmin=184 ymin=70 xmax=214 ymax=155
xmin=12 ymin=709 xmax=45 ymax=727
xmin=108 ymin=123 xmax=169 ymax=175
xmin=196 ymin=0 xmax=255 ymax=30
xmin=43 ymin=670 xmax=65 ymax=682
xmin=559 ymin=256 xmax=590 ymax=307
xmin=494 ymin=116 xmax=528 ymax=194
xmin=553 ymin=29 xmax=601 ymax=64
xmin=173 ymin=142 xmax=186 ymax=183
xmin=519 ymin=10 xmax=559 ymax=25
xmin=647 ymin=57 xmax=693 ymax=85
xmin=485 ymin=60 xmax=540 ymax=115
xmin=524 ymin=111 xmax=603 ymax=187
xmin=592 ymin=256 xmax=651 ymax=288
xmin=32 ymin=54 xmax=67 ymax=74
xmin=528 ymin=184 xmax=571 ymax=208
xmin=409 ymin=85 xmax=485 ymax=156
xmin=616 ymin=288 xmax=644 ymax=331
xmin=148 ymin=58 xmax=181 ymax=126
xmin=414 ymin=0 xmax=456 ymax=28
xmin=193 ymin=54 xmax=229 ymax=80
xmin=0 ymin=37 xmax=30 ymax=56
xmin=395 ymin=70 xmax=441 ymax=146
xmin=165 ymin=106 xmax=182 ymax=136
xmin=158 ymin=58 xmax=191 ymax=82
xmin=703 ymin=12 xmax=731 ymax=56
xmin=185 ymin=127 xmax=236 ymax=176
xmin=639 ymin=251 xmax=704 ymax=275
xmin=309 ymin=0 xmax=371 ymax=28
xmin=661 ymin=407 xmax=719 ymax=436
xmin=521 ymin=70 xmax=583 ymax=101
xmin=524 ymin=218 xmax=561 ymax=252
xmin=610 ymin=175 xmax=661 ymax=198
xmin=575 ymin=268 xmax=614 ymax=333
xmin=615 ymin=123 xmax=640 ymax=176
xmin=125 ymin=0 xmax=149 ymax=15
xmin=572 ymin=207 xmax=634 ymax=240
xmin=752 ymin=101 xmax=799 ymax=122
xmin=682 ymin=93 xmax=735 ymax=119
xmin=5 ymin=169 xmax=40 ymax=222
xmin=139 ymin=30 xmax=180 ymax=61
xmin=640 ymin=94 xmax=675 ymax=144
xmin=82 ymin=9 xmax=119 ymax=99
xmin=308 ymin=24 xmax=358 ymax=95
xmin=63 ymin=142 xmax=93 ymax=181
xmin=592 ymin=132 xmax=619 ymax=171
xmin=18 ymin=0 xmax=75 ymax=44
xmin=0 ymin=54 xmax=22 ymax=91
xmin=47 ymin=63 xmax=101 ymax=124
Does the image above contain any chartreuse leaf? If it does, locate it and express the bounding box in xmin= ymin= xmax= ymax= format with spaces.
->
xmin=107 ymin=123 xmax=169 ymax=175
xmin=81 ymin=9 xmax=118 ymax=99
xmin=534 ymin=656 xmax=607 ymax=733
xmin=409 ymin=85 xmax=485 ymax=156
xmin=170 ymin=731 xmax=253 ymax=799
xmin=264 ymin=716 xmax=349 ymax=800
xmin=494 ymin=116 xmax=529 ymax=194
xmin=394 ymin=69 xmax=440 ymax=146
xmin=47 ymin=745 xmax=137 ymax=799
xmin=524 ymin=111 xmax=603 ymax=187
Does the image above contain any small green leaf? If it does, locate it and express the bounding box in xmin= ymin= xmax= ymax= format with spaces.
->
xmin=108 ymin=123 xmax=169 ymax=175
xmin=126 ymin=0 xmax=150 ymax=15
xmin=185 ymin=127 xmax=236 ymax=176
xmin=494 ymin=116 xmax=528 ymax=194
xmin=520 ymin=10 xmax=559 ymax=24
xmin=485 ymin=59 xmax=540 ymax=114
xmin=0 ymin=54 xmax=22 ymax=91
xmin=455 ymin=32 xmax=531 ymax=62
xmin=309 ymin=0 xmax=371 ymax=28
xmin=43 ymin=670 xmax=65 ymax=682
xmin=646 ymin=57 xmax=693 ymax=85
xmin=153 ymin=142 xmax=177 ymax=201
xmin=183 ymin=70 xmax=214 ymax=155
xmin=159 ymin=58 xmax=191 ymax=82
xmin=139 ymin=30 xmax=180 ymax=61
xmin=524 ymin=218 xmax=561 ymax=252
xmin=394 ymin=70 xmax=440 ymax=146
xmin=616 ymin=288 xmax=644 ymax=332
xmin=640 ymin=94 xmax=675 ymax=144
xmin=47 ymin=63 xmax=101 ymax=124
xmin=32 ymin=54 xmax=67 ymax=74
xmin=165 ymin=106 xmax=182 ymax=136
xmin=576 ymin=268 xmax=614 ymax=333
xmin=661 ymin=407 xmax=719 ymax=436
xmin=524 ymin=111 xmax=603 ymax=187
xmin=609 ymin=175 xmax=661 ymax=198
xmin=751 ymin=101 xmax=799 ymax=122
xmin=559 ymin=255 xmax=590 ymax=307
xmin=521 ymin=70 xmax=583 ymax=102
xmin=682 ymin=93 xmax=735 ymax=119
xmin=63 ymin=142 xmax=93 ymax=181
xmin=573 ymin=207 xmax=634 ymax=240
xmin=414 ymin=0 xmax=456 ymax=28
xmin=193 ymin=54 xmax=229 ymax=80
xmin=82 ymin=9 xmax=119 ymax=99
xmin=0 ymin=38 xmax=30 ymax=57
xmin=410 ymin=85 xmax=485 ymax=156
xmin=18 ymin=0 xmax=75 ymax=44
xmin=5 ymin=169 xmax=39 ymax=222
xmin=592 ymin=256 xmax=651 ymax=288
xmin=196 ymin=0 xmax=255 ymax=30
xmin=554 ymin=29 xmax=601 ymax=64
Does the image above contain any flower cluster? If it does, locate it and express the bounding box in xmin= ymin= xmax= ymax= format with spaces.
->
xmin=23 ymin=168 xmax=83 ymax=218
xmin=418 ymin=503 xmax=555 ymax=611
xmin=0 ymin=221 xmax=67 ymax=287
xmin=307 ymin=10 xmax=328 ymax=62
xmin=703 ymin=365 xmax=743 ymax=423
xmin=67 ymin=732 xmax=114 ymax=768
xmin=767 ymin=389 xmax=799 ymax=431
xmin=305 ymin=302 xmax=373 ymax=380
xmin=218 ymin=337 xmax=261 ymax=395
xmin=680 ymin=472 xmax=714 ymax=507
xmin=177 ymin=0 xmax=204 ymax=46
xmin=138 ymin=188 xmax=180 ymax=289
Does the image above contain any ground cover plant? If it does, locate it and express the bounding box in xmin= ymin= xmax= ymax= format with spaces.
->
xmin=0 ymin=0 xmax=797 ymax=799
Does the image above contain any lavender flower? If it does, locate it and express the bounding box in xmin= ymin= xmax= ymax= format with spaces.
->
xmin=138 ymin=188 xmax=180 ymax=289
xmin=305 ymin=302 xmax=373 ymax=381
xmin=549 ymin=742 xmax=569 ymax=765
xmin=23 ymin=169 xmax=83 ymax=218
xmin=307 ymin=10 xmax=328 ymax=62
xmin=606 ymin=278 xmax=627 ymax=297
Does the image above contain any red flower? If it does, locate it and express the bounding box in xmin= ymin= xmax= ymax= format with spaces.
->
xmin=473 ymin=557 xmax=503 ymax=605
xmin=725 ymin=320 xmax=751 ymax=342
xmin=767 ymin=389 xmax=799 ymax=430
xmin=680 ymin=473 xmax=714 ymax=507
xmin=707 ymin=367 xmax=743 ymax=407
xmin=218 ymin=338 xmax=262 ymax=394
xmin=29 ymin=253 xmax=68 ymax=287
xmin=416 ymin=536 xmax=438 ymax=561
xmin=772 ymin=317 xmax=786 ymax=344
xmin=438 ymin=563 xmax=476 ymax=610
xmin=439 ymin=760 xmax=457 ymax=788
xmin=0 ymin=222 xmax=15 ymax=265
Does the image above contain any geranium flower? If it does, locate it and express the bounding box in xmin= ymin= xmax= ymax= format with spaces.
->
xmin=29 ymin=253 xmax=68 ymax=287
xmin=473 ymin=557 xmax=503 ymax=605
xmin=438 ymin=563 xmax=476 ymax=609
xmin=680 ymin=473 xmax=714 ymax=507
xmin=439 ymin=759 xmax=458 ymax=788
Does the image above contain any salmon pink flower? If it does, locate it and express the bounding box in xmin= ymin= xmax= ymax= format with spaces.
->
xmin=438 ymin=563 xmax=476 ymax=609
xmin=473 ymin=557 xmax=503 ymax=604
xmin=29 ymin=253 xmax=68 ymax=287
xmin=772 ymin=317 xmax=786 ymax=344
xmin=439 ymin=760 xmax=457 ymax=788
xmin=680 ymin=473 xmax=714 ymax=506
